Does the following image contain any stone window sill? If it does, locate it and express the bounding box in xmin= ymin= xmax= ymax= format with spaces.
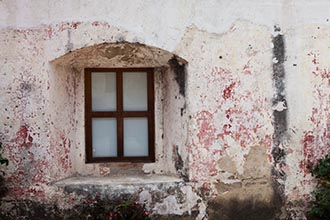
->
xmin=54 ymin=174 xmax=184 ymax=197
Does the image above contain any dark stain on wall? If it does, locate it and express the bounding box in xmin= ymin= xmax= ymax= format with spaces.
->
xmin=168 ymin=56 xmax=186 ymax=97
xmin=173 ymin=145 xmax=189 ymax=182
xmin=207 ymin=177 xmax=284 ymax=219
xmin=271 ymin=26 xmax=287 ymax=183
xmin=207 ymin=190 xmax=283 ymax=220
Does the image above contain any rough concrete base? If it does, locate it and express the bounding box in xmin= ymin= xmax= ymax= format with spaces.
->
xmin=0 ymin=175 xmax=204 ymax=219
xmin=152 ymin=212 xmax=199 ymax=220
xmin=0 ymin=200 xmax=199 ymax=220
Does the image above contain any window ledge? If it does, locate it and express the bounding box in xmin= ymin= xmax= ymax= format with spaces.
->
xmin=55 ymin=174 xmax=183 ymax=186
xmin=54 ymin=174 xmax=184 ymax=197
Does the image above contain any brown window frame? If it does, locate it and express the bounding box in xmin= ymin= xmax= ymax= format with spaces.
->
xmin=85 ymin=68 xmax=155 ymax=163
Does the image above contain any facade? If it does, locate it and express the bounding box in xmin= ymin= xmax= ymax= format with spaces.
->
xmin=1 ymin=0 xmax=330 ymax=219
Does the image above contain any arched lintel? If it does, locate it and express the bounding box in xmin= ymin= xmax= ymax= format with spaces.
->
xmin=50 ymin=41 xmax=188 ymax=70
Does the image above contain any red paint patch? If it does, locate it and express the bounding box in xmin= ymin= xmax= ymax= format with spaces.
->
xmin=242 ymin=60 xmax=253 ymax=75
xmin=300 ymin=130 xmax=329 ymax=175
xmin=92 ymin=21 xmax=100 ymax=26
xmin=222 ymin=82 xmax=236 ymax=100
xmin=92 ymin=21 xmax=110 ymax=28
xmin=222 ymin=124 xmax=232 ymax=135
xmin=196 ymin=111 xmax=216 ymax=150
xmin=301 ymin=132 xmax=315 ymax=174
xmin=211 ymin=66 xmax=232 ymax=81
xmin=71 ymin=22 xmax=82 ymax=29
xmin=308 ymin=51 xmax=330 ymax=80
xmin=13 ymin=125 xmax=33 ymax=148
xmin=45 ymin=26 xmax=53 ymax=39
xmin=308 ymin=51 xmax=320 ymax=65
xmin=313 ymin=68 xmax=330 ymax=79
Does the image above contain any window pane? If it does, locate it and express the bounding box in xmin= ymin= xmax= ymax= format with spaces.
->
xmin=124 ymin=118 xmax=148 ymax=156
xmin=92 ymin=118 xmax=117 ymax=157
xmin=123 ymin=72 xmax=147 ymax=111
xmin=92 ymin=72 xmax=116 ymax=111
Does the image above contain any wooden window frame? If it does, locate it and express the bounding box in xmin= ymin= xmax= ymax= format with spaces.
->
xmin=85 ymin=68 xmax=155 ymax=163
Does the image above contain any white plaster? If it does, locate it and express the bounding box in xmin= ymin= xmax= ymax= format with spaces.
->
xmin=1 ymin=0 xmax=330 ymax=54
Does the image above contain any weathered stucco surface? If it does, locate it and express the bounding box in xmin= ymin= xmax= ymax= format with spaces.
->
xmin=1 ymin=0 xmax=330 ymax=219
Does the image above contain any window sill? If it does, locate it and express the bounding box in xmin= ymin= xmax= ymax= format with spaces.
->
xmin=54 ymin=174 xmax=184 ymax=197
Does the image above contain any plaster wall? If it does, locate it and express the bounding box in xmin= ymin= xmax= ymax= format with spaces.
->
xmin=1 ymin=0 xmax=330 ymax=219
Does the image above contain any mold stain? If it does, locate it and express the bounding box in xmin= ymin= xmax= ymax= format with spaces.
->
xmin=207 ymin=195 xmax=282 ymax=220
xmin=173 ymin=145 xmax=189 ymax=181
xmin=168 ymin=56 xmax=186 ymax=97
xmin=271 ymin=26 xmax=287 ymax=183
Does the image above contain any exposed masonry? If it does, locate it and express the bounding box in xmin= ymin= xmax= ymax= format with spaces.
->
xmin=271 ymin=26 xmax=287 ymax=185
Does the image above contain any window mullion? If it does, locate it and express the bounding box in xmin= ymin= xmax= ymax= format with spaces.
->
xmin=117 ymin=70 xmax=124 ymax=159
xmin=147 ymin=69 xmax=155 ymax=161
xmin=85 ymin=69 xmax=93 ymax=162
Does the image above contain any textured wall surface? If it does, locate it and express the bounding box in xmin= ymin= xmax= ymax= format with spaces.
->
xmin=1 ymin=0 xmax=330 ymax=219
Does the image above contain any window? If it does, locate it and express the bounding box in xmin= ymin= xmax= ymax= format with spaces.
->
xmin=85 ymin=68 xmax=155 ymax=163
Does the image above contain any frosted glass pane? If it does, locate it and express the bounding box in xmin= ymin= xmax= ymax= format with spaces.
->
xmin=123 ymin=72 xmax=147 ymax=111
xmin=92 ymin=118 xmax=117 ymax=157
xmin=124 ymin=118 xmax=148 ymax=156
xmin=92 ymin=72 xmax=116 ymax=111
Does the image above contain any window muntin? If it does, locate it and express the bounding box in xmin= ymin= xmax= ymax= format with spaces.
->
xmin=85 ymin=68 xmax=155 ymax=163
